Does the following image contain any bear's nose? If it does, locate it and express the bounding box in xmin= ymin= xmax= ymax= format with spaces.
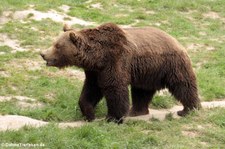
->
xmin=40 ymin=53 xmax=45 ymax=59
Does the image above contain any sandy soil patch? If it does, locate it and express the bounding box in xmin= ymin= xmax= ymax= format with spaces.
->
xmin=7 ymin=59 xmax=43 ymax=71
xmin=0 ymin=11 xmax=12 ymax=24
xmin=198 ymin=31 xmax=207 ymax=36
xmin=0 ymin=115 xmax=86 ymax=131
xmin=17 ymin=101 xmax=44 ymax=109
xmin=127 ymin=106 xmax=181 ymax=121
xmin=0 ymin=115 xmax=48 ymax=131
xmin=186 ymin=43 xmax=215 ymax=51
xmin=85 ymin=0 xmax=93 ymax=4
xmin=203 ymin=11 xmax=225 ymax=23
xmin=0 ymin=4 xmax=94 ymax=26
xmin=180 ymin=10 xmax=198 ymax=21
xmin=201 ymin=100 xmax=225 ymax=108
xmin=0 ymin=96 xmax=36 ymax=102
xmin=58 ymin=121 xmax=86 ymax=128
xmin=59 ymin=5 xmax=70 ymax=13
xmin=195 ymin=60 xmax=207 ymax=70
xmin=121 ymin=20 xmax=140 ymax=28
xmin=182 ymin=130 xmax=199 ymax=138
xmin=115 ymin=14 xmax=129 ymax=17
xmin=0 ymin=69 xmax=11 ymax=77
xmin=13 ymin=9 xmax=94 ymax=26
xmin=112 ymin=3 xmax=134 ymax=13
xmin=125 ymin=100 xmax=225 ymax=121
xmin=186 ymin=43 xmax=203 ymax=51
xmin=181 ymin=125 xmax=208 ymax=144
xmin=46 ymin=69 xmax=85 ymax=81
xmin=203 ymin=11 xmax=220 ymax=19
xmin=90 ymin=3 xmax=103 ymax=9
xmin=23 ymin=60 xmax=43 ymax=71
xmin=0 ymin=33 xmax=28 ymax=53
xmin=209 ymin=37 xmax=224 ymax=43
xmin=0 ymin=96 xmax=44 ymax=109
xmin=146 ymin=10 xmax=156 ymax=15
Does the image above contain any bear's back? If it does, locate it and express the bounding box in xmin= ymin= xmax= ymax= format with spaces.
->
xmin=124 ymin=27 xmax=186 ymax=55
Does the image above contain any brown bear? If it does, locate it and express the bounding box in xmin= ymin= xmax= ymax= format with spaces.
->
xmin=40 ymin=23 xmax=201 ymax=123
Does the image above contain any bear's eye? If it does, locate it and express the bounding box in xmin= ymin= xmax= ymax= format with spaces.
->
xmin=55 ymin=44 xmax=65 ymax=51
xmin=55 ymin=44 xmax=61 ymax=49
xmin=55 ymin=43 xmax=63 ymax=49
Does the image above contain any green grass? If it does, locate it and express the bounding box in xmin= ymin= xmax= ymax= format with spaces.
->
xmin=151 ymin=95 xmax=176 ymax=109
xmin=0 ymin=0 xmax=225 ymax=148
xmin=0 ymin=19 xmax=62 ymax=49
xmin=0 ymin=108 xmax=224 ymax=148
xmin=0 ymin=46 xmax=13 ymax=53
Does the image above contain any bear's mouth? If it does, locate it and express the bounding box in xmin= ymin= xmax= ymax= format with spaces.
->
xmin=46 ymin=61 xmax=54 ymax=66
xmin=46 ymin=59 xmax=57 ymax=66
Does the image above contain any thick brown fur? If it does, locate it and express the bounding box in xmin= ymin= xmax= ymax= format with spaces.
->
xmin=41 ymin=23 xmax=201 ymax=123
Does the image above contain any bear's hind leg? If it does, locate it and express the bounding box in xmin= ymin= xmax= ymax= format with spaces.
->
xmin=168 ymin=83 xmax=201 ymax=117
xmin=129 ymin=87 xmax=156 ymax=117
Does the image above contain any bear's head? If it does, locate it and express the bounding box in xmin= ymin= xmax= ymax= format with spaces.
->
xmin=40 ymin=25 xmax=89 ymax=69
xmin=41 ymin=23 xmax=131 ymax=70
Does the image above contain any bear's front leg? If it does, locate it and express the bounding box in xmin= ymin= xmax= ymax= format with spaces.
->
xmin=79 ymin=71 xmax=103 ymax=122
xmin=103 ymin=86 xmax=129 ymax=124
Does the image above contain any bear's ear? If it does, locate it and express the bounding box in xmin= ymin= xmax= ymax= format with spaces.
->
xmin=69 ymin=32 xmax=82 ymax=48
xmin=63 ymin=24 xmax=72 ymax=32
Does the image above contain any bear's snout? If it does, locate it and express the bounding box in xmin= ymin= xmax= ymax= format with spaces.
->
xmin=40 ymin=52 xmax=46 ymax=60
xmin=40 ymin=48 xmax=53 ymax=61
xmin=40 ymin=50 xmax=58 ymax=67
